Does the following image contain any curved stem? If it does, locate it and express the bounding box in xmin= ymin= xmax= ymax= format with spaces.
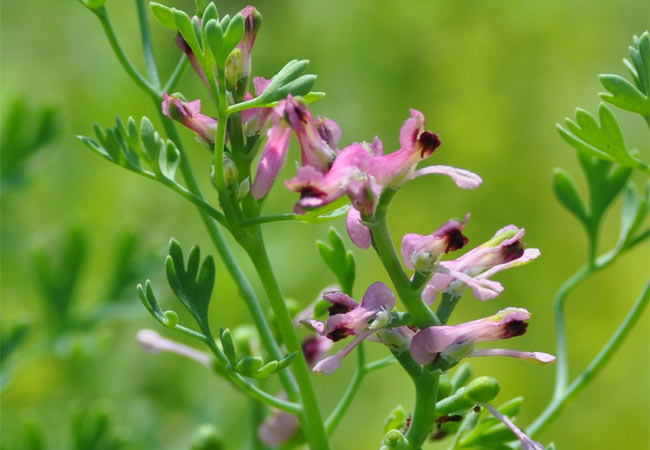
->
xmin=134 ymin=0 xmax=160 ymax=89
xmin=368 ymin=189 xmax=440 ymax=328
xmin=158 ymin=115 xmax=301 ymax=404
xmin=163 ymin=55 xmax=189 ymax=93
xmin=404 ymin=368 xmax=440 ymax=449
xmin=93 ymin=7 xmax=159 ymax=99
xmin=246 ymin=238 xmax=330 ymax=450
xmin=365 ymin=355 xmax=397 ymax=372
xmin=325 ymin=343 xmax=366 ymax=435
xmin=435 ymin=293 xmax=461 ymax=325
xmin=201 ymin=338 xmax=301 ymax=414
xmin=242 ymin=213 xmax=297 ymax=226
xmin=552 ymin=264 xmax=593 ymax=399
xmin=528 ymin=279 xmax=649 ymax=437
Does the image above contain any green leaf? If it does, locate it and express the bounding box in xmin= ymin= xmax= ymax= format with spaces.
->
xmin=277 ymin=351 xmax=297 ymax=369
xmin=599 ymin=74 xmax=649 ymax=116
xmin=137 ymin=280 xmax=168 ymax=326
xmin=204 ymin=19 xmax=223 ymax=63
xmin=219 ymin=328 xmax=236 ymax=363
xmin=558 ymin=104 xmax=649 ymax=173
xmin=295 ymin=196 xmax=351 ymax=223
xmin=158 ymin=140 xmax=181 ymax=181
xmin=174 ymin=8 xmax=201 ymax=57
xmin=78 ymin=0 xmax=109 ymax=10
xmin=221 ymin=13 xmax=245 ymax=60
xmin=235 ymin=356 xmax=263 ymax=375
xmin=150 ymin=2 xmax=177 ymax=30
xmin=260 ymin=60 xmax=316 ymax=103
xmin=254 ymin=360 xmax=279 ymax=378
xmin=384 ymin=405 xmax=407 ymax=433
xmin=316 ymin=227 xmax=356 ymax=295
xmin=201 ymin=2 xmax=218 ymax=25
xmin=166 ymin=239 xmax=216 ymax=337
xmin=619 ymin=181 xmax=650 ymax=248
xmin=552 ymin=168 xmax=588 ymax=224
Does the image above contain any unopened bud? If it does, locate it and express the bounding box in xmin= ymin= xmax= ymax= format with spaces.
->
xmin=381 ymin=430 xmax=410 ymax=449
xmin=232 ymin=325 xmax=259 ymax=357
xmin=464 ymin=376 xmax=500 ymax=403
xmin=223 ymin=156 xmax=239 ymax=186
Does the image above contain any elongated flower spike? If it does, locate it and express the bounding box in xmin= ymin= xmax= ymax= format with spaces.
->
xmin=409 ymin=308 xmax=556 ymax=366
xmin=283 ymin=95 xmax=339 ymax=172
xmin=303 ymin=282 xmax=396 ymax=374
xmin=422 ymin=225 xmax=541 ymax=303
xmin=483 ymin=403 xmax=546 ymax=450
xmin=401 ymin=213 xmax=471 ymax=271
xmin=162 ymin=93 xmax=218 ymax=148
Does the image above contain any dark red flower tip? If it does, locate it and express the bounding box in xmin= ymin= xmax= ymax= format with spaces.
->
xmin=417 ymin=131 xmax=441 ymax=157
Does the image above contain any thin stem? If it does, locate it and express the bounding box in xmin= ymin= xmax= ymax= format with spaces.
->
xmin=435 ymin=292 xmax=461 ymax=324
xmin=246 ymin=239 xmax=330 ymax=450
xmin=204 ymin=338 xmax=301 ymax=414
xmin=365 ymin=355 xmax=397 ymax=372
xmin=325 ymin=343 xmax=366 ymax=435
xmin=242 ymin=213 xmax=297 ymax=226
xmin=134 ymin=0 xmax=160 ymax=89
xmin=228 ymin=97 xmax=266 ymax=115
xmin=163 ymin=55 xmax=189 ymax=93
xmin=93 ymin=7 xmax=159 ymax=99
xmin=552 ymin=264 xmax=592 ymax=399
xmin=158 ymin=115 xmax=301 ymax=404
xmin=368 ymin=189 xmax=440 ymax=328
xmin=528 ymin=279 xmax=649 ymax=437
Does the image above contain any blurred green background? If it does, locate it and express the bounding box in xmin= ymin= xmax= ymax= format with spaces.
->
xmin=1 ymin=0 xmax=648 ymax=448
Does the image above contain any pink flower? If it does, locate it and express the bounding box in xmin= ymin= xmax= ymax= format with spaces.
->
xmin=285 ymin=144 xmax=372 ymax=213
xmin=283 ymin=96 xmax=339 ymax=172
xmin=236 ymin=6 xmax=262 ymax=79
xmin=302 ymin=282 xmax=396 ymax=374
xmin=409 ymin=308 xmax=555 ymax=366
xmin=422 ymin=225 xmax=541 ymax=303
xmin=401 ymin=214 xmax=470 ymax=271
xmin=161 ymin=93 xmax=218 ymax=148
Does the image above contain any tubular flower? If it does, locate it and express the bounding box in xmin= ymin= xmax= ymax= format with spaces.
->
xmin=409 ymin=308 xmax=556 ymax=366
xmin=483 ymin=403 xmax=547 ymax=450
xmin=285 ymin=144 xmax=372 ymax=213
xmin=302 ymin=282 xmax=396 ymax=374
xmin=251 ymin=95 xmax=342 ymax=199
xmin=401 ymin=214 xmax=470 ymax=271
xmin=174 ymin=22 xmax=210 ymax=91
xmin=227 ymin=6 xmax=262 ymax=84
xmin=161 ymin=93 xmax=218 ymax=148
xmin=344 ymin=109 xmax=482 ymax=248
xmin=283 ymin=96 xmax=339 ymax=172
xmin=422 ymin=225 xmax=541 ymax=303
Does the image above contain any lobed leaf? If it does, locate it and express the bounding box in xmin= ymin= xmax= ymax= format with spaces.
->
xmin=316 ymin=227 xmax=355 ymax=295
xmin=552 ymin=168 xmax=588 ymax=225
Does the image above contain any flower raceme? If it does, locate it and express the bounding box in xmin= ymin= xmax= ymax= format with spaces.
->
xmin=409 ymin=308 xmax=556 ymax=366
xmin=421 ymin=225 xmax=541 ymax=303
xmin=302 ymin=282 xmax=397 ymax=374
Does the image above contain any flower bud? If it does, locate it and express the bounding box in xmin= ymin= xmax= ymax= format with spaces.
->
xmin=223 ymin=155 xmax=239 ymax=187
xmin=381 ymin=430 xmax=410 ymax=449
xmin=464 ymin=376 xmax=500 ymax=403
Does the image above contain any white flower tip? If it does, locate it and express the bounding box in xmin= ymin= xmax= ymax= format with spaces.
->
xmin=136 ymin=329 xmax=163 ymax=354
xmin=530 ymin=352 xmax=556 ymax=364
xmin=312 ymin=355 xmax=341 ymax=374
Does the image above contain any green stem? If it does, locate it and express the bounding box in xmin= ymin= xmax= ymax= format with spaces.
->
xmin=134 ymin=0 xmax=160 ymax=89
xmin=95 ymin=0 xmax=301 ymax=415
xmin=552 ymin=264 xmax=593 ymax=399
xmin=404 ymin=368 xmax=440 ymax=449
xmin=325 ymin=343 xmax=366 ymax=435
xmin=365 ymin=355 xmax=397 ymax=372
xmin=528 ymin=279 xmax=649 ymax=437
xmin=368 ymin=189 xmax=440 ymax=328
xmin=163 ymin=55 xmax=189 ymax=93
xmin=158 ymin=115 xmax=300 ymax=404
xmin=93 ymin=7 xmax=159 ymax=99
xmin=435 ymin=292 xmax=461 ymax=324
xmin=242 ymin=213 xmax=298 ymax=226
xmin=202 ymin=337 xmax=301 ymax=414
xmin=246 ymin=238 xmax=330 ymax=450
xmin=228 ymin=97 xmax=265 ymax=115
